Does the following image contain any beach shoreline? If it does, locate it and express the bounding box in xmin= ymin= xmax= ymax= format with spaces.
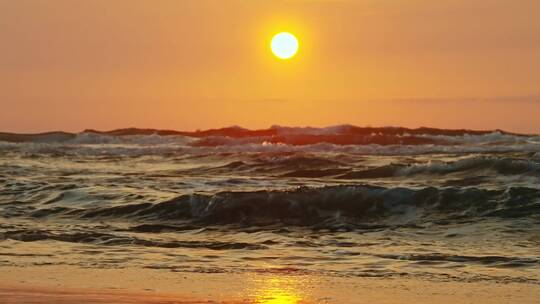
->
xmin=1 ymin=265 xmax=538 ymax=304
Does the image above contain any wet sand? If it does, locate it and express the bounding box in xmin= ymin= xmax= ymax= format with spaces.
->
xmin=1 ymin=266 xmax=538 ymax=304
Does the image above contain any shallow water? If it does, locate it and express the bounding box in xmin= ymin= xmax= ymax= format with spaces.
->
xmin=1 ymin=126 xmax=539 ymax=285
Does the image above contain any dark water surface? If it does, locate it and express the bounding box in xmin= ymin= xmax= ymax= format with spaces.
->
xmin=1 ymin=126 xmax=539 ymax=285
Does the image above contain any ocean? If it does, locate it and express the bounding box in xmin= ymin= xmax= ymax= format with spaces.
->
xmin=1 ymin=125 xmax=539 ymax=287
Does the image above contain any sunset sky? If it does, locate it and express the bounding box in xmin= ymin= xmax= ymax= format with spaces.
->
xmin=1 ymin=0 xmax=539 ymax=133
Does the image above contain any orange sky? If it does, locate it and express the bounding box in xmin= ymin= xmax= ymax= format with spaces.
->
xmin=1 ymin=0 xmax=539 ymax=133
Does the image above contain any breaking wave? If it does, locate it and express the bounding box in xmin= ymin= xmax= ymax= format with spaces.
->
xmin=24 ymin=185 xmax=540 ymax=229
xmin=1 ymin=125 xmax=539 ymax=156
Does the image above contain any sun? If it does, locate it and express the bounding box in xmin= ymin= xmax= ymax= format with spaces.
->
xmin=271 ymin=32 xmax=299 ymax=60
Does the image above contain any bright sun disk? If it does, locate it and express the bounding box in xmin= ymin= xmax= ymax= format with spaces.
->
xmin=271 ymin=32 xmax=299 ymax=60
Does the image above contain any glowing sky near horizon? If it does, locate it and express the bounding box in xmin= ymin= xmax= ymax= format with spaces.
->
xmin=1 ymin=0 xmax=539 ymax=133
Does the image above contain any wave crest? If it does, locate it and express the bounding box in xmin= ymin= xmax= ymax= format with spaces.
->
xmin=31 ymin=185 xmax=540 ymax=229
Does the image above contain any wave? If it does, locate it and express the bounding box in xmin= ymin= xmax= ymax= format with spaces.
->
xmin=336 ymin=156 xmax=540 ymax=179
xmin=0 ymin=229 xmax=265 ymax=250
xmin=1 ymin=125 xmax=534 ymax=145
xmin=1 ymin=125 xmax=539 ymax=157
xmin=398 ymin=156 xmax=540 ymax=176
xmin=374 ymin=253 xmax=538 ymax=268
xmin=83 ymin=125 xmax=527 ymax=138
xmin=2 ymin=140 xmax=540 ymax=157
xmin=26 ymin=185 xmax=540 ymax=229
xmin=179 ymin=154 xmax=540 ymax=178
xmin=69 ymin=132 xmax=196 ymax=145
xmin=0 ymin=131 xmax=75 ymax=143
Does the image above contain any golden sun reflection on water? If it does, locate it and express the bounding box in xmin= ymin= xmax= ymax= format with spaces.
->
xmin=251 ymin=276 xmax=307 ymax=304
